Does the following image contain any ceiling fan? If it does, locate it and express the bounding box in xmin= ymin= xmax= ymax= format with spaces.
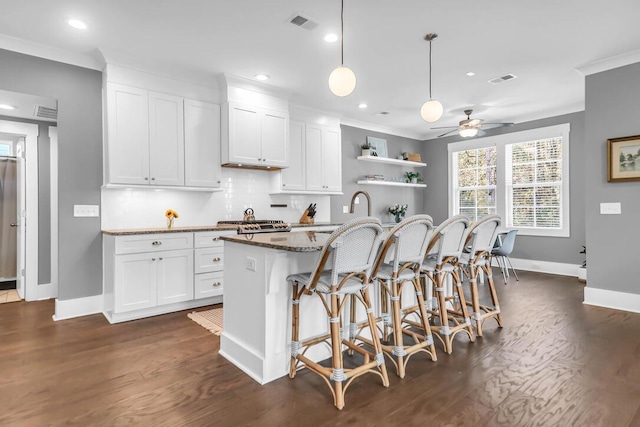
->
xmin=432 ymin=109 xmax=514 ymax=138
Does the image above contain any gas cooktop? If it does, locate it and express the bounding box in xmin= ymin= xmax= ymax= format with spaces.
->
xmin=217 ymin=219 xmax=292 ymax=234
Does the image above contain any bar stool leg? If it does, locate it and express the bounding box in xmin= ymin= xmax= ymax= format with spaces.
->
xmin=290 ymin=282 xmax=301 ymax=379
xmin=413 ymin=277 xmax=437 ymax=362
xmin=361 ymin=286 xmax=390 ymax=387
xmin=484 ymin=264 xmax=504 ymax=328
xmin=390 ymin=275 xmax=407 ymax=378
xmin=329 ymin=289 xmax=345 ymax=410
xmin=468 ymin=263 xmax=483 ymax=336
xmin=435 ymin=269 xmax=453 ymax=354
xmin=452 ymin=268 xmax=475 ymax=343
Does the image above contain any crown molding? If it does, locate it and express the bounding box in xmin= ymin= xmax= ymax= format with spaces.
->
xmin=339 ymin=116 xmax=426 ymax=141
xmin=0 ymin=34 xmax=102 ymax=70
xmin=576 ymin=49 xmax=640 ymax=76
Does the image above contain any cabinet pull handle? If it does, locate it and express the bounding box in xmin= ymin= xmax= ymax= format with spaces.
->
xmin=212 ymin=237 xmax=220 ymax=241
xmin=212 ymin=282 xmax=221 ymax=287
xmin=212 ymin=257 xmax=221 ymax=262
xmin=152 ymin=241 xmax=162 ymax=245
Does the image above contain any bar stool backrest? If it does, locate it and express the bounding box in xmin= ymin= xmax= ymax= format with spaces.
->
xmin=466 ymin=214 xmax=502 ymax=257
xmin=426 ymin=214 xmax=470 ymax=264
xmin=306 ymin=217 xmax=384 ymax=290
xmin=374 ymin=215 xmax=434 ymax=273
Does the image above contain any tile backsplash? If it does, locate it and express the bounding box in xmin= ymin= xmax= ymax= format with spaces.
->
xmin=101 ymin=168 xmax=331 ymax=229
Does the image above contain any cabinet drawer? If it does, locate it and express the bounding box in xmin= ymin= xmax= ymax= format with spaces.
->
xmin=195 ymin=247 xmax=224 ymax=273
xmin=194 ymin=230 xmax=236 ymax=248
xmin=195 ymin=271 xmax=224 ymax=299
xmin=115 ymin=233 xmax=193 ymax=255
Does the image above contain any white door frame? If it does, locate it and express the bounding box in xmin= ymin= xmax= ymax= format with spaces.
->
xmin=48 ymin=127 xmax=58 ymax=299
xmin=0 ymin=120 xmax=38 ymax=301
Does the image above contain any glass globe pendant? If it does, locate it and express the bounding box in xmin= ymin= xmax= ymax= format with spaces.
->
xmin=329 ymin=0 xmax=356 ymax=97
xmin=421 ymin=33 xmax=443 ymax=122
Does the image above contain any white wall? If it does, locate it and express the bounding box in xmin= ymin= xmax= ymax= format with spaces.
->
xmin=101 ymin=168 xmax=331 ymax=229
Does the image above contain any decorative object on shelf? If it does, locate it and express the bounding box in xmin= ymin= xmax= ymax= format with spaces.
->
xmin=407 ymin=153 xmax=422 ymax=162
xmin=420 ymin=33 xmax=443 ymax=123
xmin=364 ymin=174 xmax=385 ymax=181
xmin=361 ymin=141 xmax=373 ymax=157
xmin=405 ymin=171 xmax=422 ymax=184
xmin=366 ymin=136 xmax=388 ymax=157
xmin=389 ymin=203 xmax=408 ymax=223
xmin=165 ymin=209 xmax=179 ymax=229
xmin=607 ymin=135 xmax=640 ymax=182
xmin=328 ymin=0 xmax=356 ymax=97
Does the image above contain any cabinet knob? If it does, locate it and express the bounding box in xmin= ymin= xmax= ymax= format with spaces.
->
xmin=151 ymin=177 xmax=156 ymax=181
xmin=152 ymin=241 xmax=162 ymax=245
xmin=159 ymin=257 xmax=163 ymax=261
xmin=145 ymin=177 xmax=149 ymax=181
xmin=152 ymin=258 xmax=156 ymax=261
xmin=212 ymin=237 xmax=220 ymax=241
xmin=212 ymin=257 xmax=221 ymax=262
xmin=217 ymin=181 xmax=221 ymax=184
xmin=212 ymin=282 xmax=221 ymax=287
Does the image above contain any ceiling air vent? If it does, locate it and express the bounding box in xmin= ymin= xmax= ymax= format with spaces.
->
xmin=288 ymin=14 xmax=318 ymax=30
xmin=377 ymin=111 xmax=390 ymax=116
xmin=488 ymin=74 xmax=518 ymax=85
xmin=34 ymin=105 xmax=58 ymax=120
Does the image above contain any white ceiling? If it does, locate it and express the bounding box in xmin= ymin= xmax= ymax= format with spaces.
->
xmin=1 ymin=0 xmax=640 ymax=139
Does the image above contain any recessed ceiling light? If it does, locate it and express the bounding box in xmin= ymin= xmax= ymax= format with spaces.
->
xmin=324 ymin=33 xmax=338 ymax=43
xmin=465 ymin=71 xmax=475 ymax=77
xmin=68 ymin=19 xmax=87 ymax=30
xmin=358 ymin=103 xmax=367 ymax=109
xmin=254 ymin=74 xmax=270 ymax=81
xmin=0 ymin=104 xmax=16 ymax=110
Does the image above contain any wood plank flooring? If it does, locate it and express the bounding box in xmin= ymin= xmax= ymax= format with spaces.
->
xmin=1 ymin=271 xmax=640 ymax=426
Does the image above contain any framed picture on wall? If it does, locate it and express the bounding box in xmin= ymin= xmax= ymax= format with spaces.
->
xmin=607 ymin=135 xmax=640 ymax=182
xmin=366 ymin=136 xmax=388 ymax=158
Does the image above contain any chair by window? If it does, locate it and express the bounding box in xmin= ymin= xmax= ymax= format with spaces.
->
xmin=492 ymin=229 xmax=519 ymax=285
xmin=287 ymin=217 xmax=389 ymax=410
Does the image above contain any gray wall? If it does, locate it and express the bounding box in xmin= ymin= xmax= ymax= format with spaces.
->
xmin=585 ymin=62 xmax=640 ymax=294
xmin=0 ymin=115 xmax=52 ymax=284
xmin=330 ymin=125 xmax=427 ymax=223
xmin=421 ymin=111 xmax=586 ymax=265
xmin=0 ymin=49 xmax=103 ymax=300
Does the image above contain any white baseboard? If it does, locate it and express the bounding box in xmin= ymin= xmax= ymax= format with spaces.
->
xmin=53 ymin=294 xmax=104 ymax=321
xmin=583 ymin=287 xmax=640 ymax=314
xmin=36 ymin=283 xmax=57 ymax=300
xmin=507 ymin=257 xmax=580 ymax=277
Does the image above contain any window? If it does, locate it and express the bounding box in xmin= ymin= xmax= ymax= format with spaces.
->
xmin=0 ymin=142 xmax=11 ymax=156
xmin=448 ymin=124 xmax=570 ymax=237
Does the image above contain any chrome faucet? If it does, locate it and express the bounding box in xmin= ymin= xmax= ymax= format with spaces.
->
xmin=349 ymin=190 xmax=372 ymax=216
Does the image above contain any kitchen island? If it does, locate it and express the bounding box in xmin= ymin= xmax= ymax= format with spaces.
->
xmin=220 ymin=231 xmax=334 ymax=384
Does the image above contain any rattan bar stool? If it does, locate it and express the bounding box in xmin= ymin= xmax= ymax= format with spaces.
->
xmin=420 ymin=215 xmax=475 ymax=354
xmin=363 ymin=215 xmax=437 ymax=378
xmin=287 ymin=217 xmax=389 ymax=410
xmin=459 ymin=214 xmax=503 ymax=336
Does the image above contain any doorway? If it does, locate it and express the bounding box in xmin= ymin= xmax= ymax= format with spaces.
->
xmin=0 ymin=121 xmax=38 ymax=302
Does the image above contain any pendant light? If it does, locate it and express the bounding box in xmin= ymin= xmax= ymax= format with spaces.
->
xmin=420 ymin=33 xmax=443 ymax=122
xmin=329 ymin=0 xmax=356 ymax=96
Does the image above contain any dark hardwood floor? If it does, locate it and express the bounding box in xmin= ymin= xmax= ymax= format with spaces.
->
xmin=1 ymin=271 xmax=640 ymax=426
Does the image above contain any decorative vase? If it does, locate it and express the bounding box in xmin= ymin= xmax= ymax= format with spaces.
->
xmin=411 ymin=177 xmax=418 ymax=184
xmin=394 ymin=213 xmax=404 ymax=223
xmin=362 ymin=148 xmax=371 ymax=157
xmin=167 ymin=217 xmax=174 ymax=229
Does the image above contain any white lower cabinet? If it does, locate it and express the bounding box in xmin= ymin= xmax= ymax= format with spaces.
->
xmin=103 ymin=231 xmax=230 ymax=323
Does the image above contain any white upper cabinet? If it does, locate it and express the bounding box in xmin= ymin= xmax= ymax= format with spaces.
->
xmin=281 ymin=120 xmax=305 ymax=191
xmin=222 ymin=101 xmax=289 ymax=168
xmin=184 ymin=100 xmax=221 ymax=188
xmin=105 ymin=82 xmax=221 ymax=189
xmin=106 ymin=83 xmax=150 ymax=185
xmin=149 ymin=91 xmax=184 ymax=186
xmin=279 ymin=120 xmax=342 ymax=194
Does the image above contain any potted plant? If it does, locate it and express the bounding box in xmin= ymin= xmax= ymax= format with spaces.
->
xmin=389 ymin=203 xmax=408 ymax=223
xmin=405 ymin=171 xmax=421 ymax=184
xmin=361 ymin=142 xmax=373 ymax=157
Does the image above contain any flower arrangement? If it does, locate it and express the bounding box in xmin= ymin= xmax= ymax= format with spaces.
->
xmin=165 ymin=209 xmax=179 ymax=229
xmin=405 ymin=171 xmax=422 ymax=183
xmin=388 ymin=204 xmax=408 ymax=215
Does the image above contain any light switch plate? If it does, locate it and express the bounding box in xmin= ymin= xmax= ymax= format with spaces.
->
xmin=600 ymin=202 xmax=621 ymax=215
xmin=343 ymin=206 xmax=349 ymax=213
xmin=74 ymin=205 xmax=100 ymax=217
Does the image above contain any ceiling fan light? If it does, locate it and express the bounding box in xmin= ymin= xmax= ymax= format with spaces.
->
xmin=459 ymin=126 xmax=479 ymax=138
xmin=421 ymin=99 xmax=443 ymax=122
xmin=329 ymin=66 xmax=356 ymax=97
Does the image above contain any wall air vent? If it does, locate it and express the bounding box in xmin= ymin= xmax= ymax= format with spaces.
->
xmin=34 ymin=105 xmax=58 ymax=120
xmin=288 ymin=14 xmax=318 ymax=30
xmin=488 ymin=74 xmax=518 ymax=85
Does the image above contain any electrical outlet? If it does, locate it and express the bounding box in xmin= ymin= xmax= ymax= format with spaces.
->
xmin=343 ymin=205 xmax=349 ymax=213
xmin=245 ymin=257 xmax=256 ymax=271
xmin=74 ymin=205 xmax=99 ymax=217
